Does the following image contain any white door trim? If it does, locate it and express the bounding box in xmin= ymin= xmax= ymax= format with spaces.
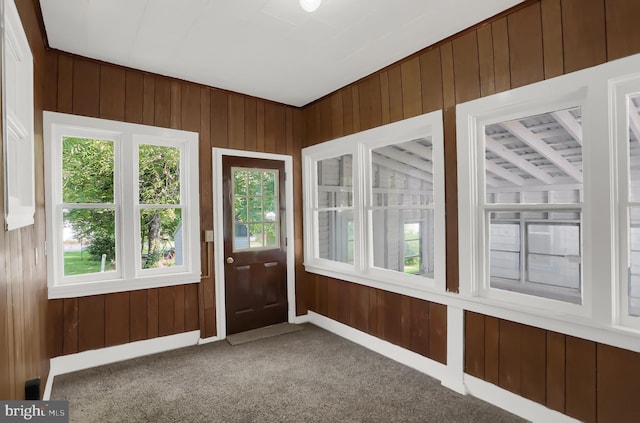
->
xmin=212 ymin=148 xmax=296 ymax=339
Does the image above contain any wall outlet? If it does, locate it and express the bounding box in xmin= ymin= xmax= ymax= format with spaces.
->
xmin=204 ymin=230 xmax=214 ymax=242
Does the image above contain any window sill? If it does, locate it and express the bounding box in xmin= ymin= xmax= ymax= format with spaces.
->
xmin=48 ymin=272 xmax=201 ymax=299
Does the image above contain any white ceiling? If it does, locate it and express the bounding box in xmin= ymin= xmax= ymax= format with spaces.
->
xmin=39 ymin=0 xmax=524 ymax=107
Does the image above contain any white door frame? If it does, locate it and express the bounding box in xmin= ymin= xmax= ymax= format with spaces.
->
xmin=212 ymin=148 xmax=296 ymax=339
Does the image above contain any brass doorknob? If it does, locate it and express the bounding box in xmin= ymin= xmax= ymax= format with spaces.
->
xmin=226 ymin=257 xmax=234 ymax=264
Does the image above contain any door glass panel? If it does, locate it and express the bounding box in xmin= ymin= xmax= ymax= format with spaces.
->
xmin=232 ymin=167 xmax=279 ymax=251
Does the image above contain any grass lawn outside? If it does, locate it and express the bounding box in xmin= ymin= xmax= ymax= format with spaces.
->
xmin=64 ymin=251 xmax=115 ymax=275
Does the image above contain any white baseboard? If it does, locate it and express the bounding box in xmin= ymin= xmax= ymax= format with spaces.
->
xmin=292 ymin=313 xmax=310 ymax=324
xmin=197 ymin=335 xmax=221 ymax=345
xmin=307 ymin=311 xmax=448 ymax=382
xmin=44 ymin=330 xmax=201 ymax=400
xmin=464 ymin=375 xmax=581 ymax=423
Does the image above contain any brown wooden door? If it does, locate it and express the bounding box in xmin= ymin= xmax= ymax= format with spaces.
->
xmin=222 ymin=155 xmax=288 ymax=335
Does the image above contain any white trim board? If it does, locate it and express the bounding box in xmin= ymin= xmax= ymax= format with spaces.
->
xmin=43 ymin=330 xmax=202 ymax=400
xmin=307 ymin=311 xmax=577 ymax=423
xmin=211 ymin=148 xmax=297 ymax=339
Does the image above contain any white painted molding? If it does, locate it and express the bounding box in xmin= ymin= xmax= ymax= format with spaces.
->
xmin=464 ymin=375 xmax=581 ymax=423
xmin=197 ymin=336 xmax=222 ymax=345
xmin=307 ymin=311 xmax=448 ymax=383
xmin=292 ymin=314 xmax=310 ymax=324
xmin=44 ymin=330 xmax=201 ymax=400
xmin=443 ymin=305 xmax=468 ymax=395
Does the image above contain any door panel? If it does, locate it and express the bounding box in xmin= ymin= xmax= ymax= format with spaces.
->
xmin=223 ymin=156 xmax=287 ymax=335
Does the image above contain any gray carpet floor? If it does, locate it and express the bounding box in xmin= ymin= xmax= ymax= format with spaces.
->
xmin=51 ymin=324 xmax=526 ymax=422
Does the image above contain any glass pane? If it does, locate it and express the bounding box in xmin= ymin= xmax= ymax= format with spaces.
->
xmin=372 ymin=138 xmax=434 ymax=207
xmin=489 ymin=212 xmax=581 ymax=303
xmin=317 ymin=155 xmax=353 ymax=207
xmin=629 ymin=94 xmax=640 ymax=202
xmin=139 ymin=144 xmax=180 ymax=204
xmin=485 ymin=106 xmax=582 ymax=204
xmin=629 ymin=207 xmax=640 ymax=316
xmin=371 ymin=209 xmax=434 ymax=277
xmin=139 ymin=208 xmax=182 ymax=269
xmin=63 ymin=137 xmax=114 ymax=203
xmin=232 ymin=167 xmax=280 ymax=251
xmin=63 ymin=208 xmax=116 ymax=276
xmin=318 ymin=210 xmax=354 ymax=264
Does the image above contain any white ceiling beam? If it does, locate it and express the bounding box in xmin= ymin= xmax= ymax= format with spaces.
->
xmin=485 ymin=161 xmax=527 ymax=186
xmin=372 ymin=153 xmax=433 ymax=184
xmin=629 ymin=107 xmax=640 ymax=144
xmin=485 ymin=138 xmax=554 ymax=185
xmin=376 ymin=146 xmax=434 ymax=173
xmin=501 ymin=120 xmax=583 ymax=183
xmin=394 ymin=142 xmax=433 ymax=161
xmin=551 ymin=110 xmax=583 ymax=145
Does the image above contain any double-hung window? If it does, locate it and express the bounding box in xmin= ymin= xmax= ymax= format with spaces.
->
xmin=44 ymin=112 xmax=201 ymax=298
xmin=303 ymin=111 xmax=445 ymax=294
xmin=458 ymin=52 xmax=640 ymax=336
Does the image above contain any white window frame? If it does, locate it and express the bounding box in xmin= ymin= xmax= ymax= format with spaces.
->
xmin=303 ymin=110 xmax=446 ymax=296
xmin=44 ymin=111 xmax=201 ymax=298
xmin=2 ymin=0 xmax=35 ymax=231
xmin=458 ymin=52 xmax=640 ymax=333
xmin=612 ymin=75 xmax=640 ymax=330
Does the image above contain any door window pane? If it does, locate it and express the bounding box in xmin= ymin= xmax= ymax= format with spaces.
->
xmin=63 ymin=208 xmax=116 ymax=276
xmin=232 ymin=168 xmax=280 ymax=251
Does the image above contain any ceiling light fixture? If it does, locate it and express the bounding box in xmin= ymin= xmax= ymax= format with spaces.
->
xmin=299 ymin=0 xmax=321 ymax=13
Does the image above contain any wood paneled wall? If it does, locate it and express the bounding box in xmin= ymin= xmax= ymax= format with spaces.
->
xmin=44 ymin=50 xmax=304 ymax=354
xmin=0 ymin=0 xmax=49 ymax=400
xmin=301 ymin=0 xmax=640 ymax=420
xmin=465 ymin=312 xmax=640 ymax=423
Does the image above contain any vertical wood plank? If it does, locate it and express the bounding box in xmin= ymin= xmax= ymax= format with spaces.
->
xmin=492 ymin=18 xmax=511 ymax=93
xmin=464 ymin=311 xmax=485 ymax=378
xmin=400 ymin=296 xmax=412 ymax=350
xmin=352 ymin=283 xmax=369 ymax=333
xmin=409 ymin=297 xmax=429 ymax=357
xmin=129 ymin=290 xmax=148 ymax=342
xmin=62 ymin=298 xmax=79 ymax=355
xmin=158 ymin=287 xmax=175 ymax=336
xmin=520 ymin=325 xmax=546 ymax=404
xmin=44 ymin=51 xmax=58 ymax=111
xmin=318 ymin=276 xmax=328 ymax=317
xmin=342 ymin=88 xmax=354 ymax=135
xmin=428 ymin=302 xmax=447 ymax=364
xmin=498 ymin=320 xmax=522 ymax=394
xmin=104 ymin=292 xmax=130 ymax=347
xmin=452 ymin=31 xmax=481 ymax=103
xmin=330 ymin=91 xmax=344 ymax=138
xmin=561 ymin=0 xmax=607 ymax=73
xmin=419 ymin=48 xmax=443 ymax=113
xmin=125 ymin=71 xmax=144 ymax=124
xmin=379 ymin=71 xmax=391 ymax=125
xmin=384 ymin=291 xmax=402 ymax=346
xmin=326 ymin=277 xmax=339 ymax=321
xmin=244 ymin=98 xmax=257 ymax=151
xmin=546 ymin=331 xmax=566 ymax=413
xmin=597 ymin=344 xmax=640 ymax=422
xmin=541 ymin=0 xmax=564 ymax=79
xmin=228 ymin=95 xmax=245 ymax=151
xmin=484 ymin=316 xmax=500 ymax=385
xmin=256 ymin=100 xmax=265 ymax=151
xmin=508 ymin=3 xmax=544 ymax=88
xmin=368 ymin=288 xmax=380 ymax=338
xmin=440 ymin=43 xmax=455 ymax=108
xmin=264 ymin=102 xmax=278 ymax=152
xmin=350 ymin=86 xmax=360 ymax=133
xmin=401 ymin=57 xmax=422 ymax=118
xmin=99 ymin=65 xmax=125 ymax=121
xmin=57 ymin=54 xmax=73 ymax=113
xmin=387 ymin=65 xmax=403 ymax=123
xmin=184 ymin=284 xmax=199 ymax=332
xmin=78 ymin=295 xmax=105 ymax=352
xmin=181 ymin=83 xmax=201 ymax=132
xmin=147 ymin=288 xmax=159 ymax=338
xmin=337 ymin=280 xmax=351 ymax=325
xmin=211 ymin=90 xmax=229 ymax=148
xmin=443 ymin=107 xmax=459 ymax=293
xmin=154 ymin=78 xmax=171 ymax=128
xmin=605 ymin=0 xmax=640 ymax=61
xmin=477 ymin=25 xmax=496 ymax=97
xmin=72 ymin=59 xmax=100 ymax=117
xmin=274 ymin=106 xmax=287 ymax=155
xmin=565 ymin=336 xmax=597 ymax=423
xmin=173 ymin=285 xmax=185 ymax=334
xmin=357 ymin=80 xmax=372 ymax=131
xmin=46 ymin=299 xmax=64 ymax=358
xmin=170 ymin=81 xmax=181 ymax=129
xmin=142 ymin=75 xmax=155 ymax=126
